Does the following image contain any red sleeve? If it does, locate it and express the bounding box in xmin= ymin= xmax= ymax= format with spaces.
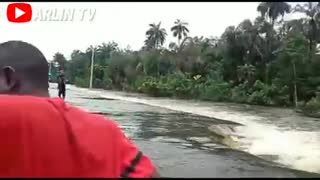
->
xmin=114 ymin=123 xmax=155 ymax=178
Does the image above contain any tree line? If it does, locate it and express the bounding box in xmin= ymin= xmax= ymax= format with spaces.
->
xmin=50 ymin=2 xmax=320 ymax=116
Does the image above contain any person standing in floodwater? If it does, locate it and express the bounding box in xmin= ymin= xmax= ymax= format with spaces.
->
xmin=57 ymin=71 xmax=66 ymax=99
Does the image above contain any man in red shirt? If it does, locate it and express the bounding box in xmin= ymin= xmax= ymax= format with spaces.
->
xmin=0 ymin=41 xmax=160 ymax=177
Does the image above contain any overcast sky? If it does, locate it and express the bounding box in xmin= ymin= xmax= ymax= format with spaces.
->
xmin=0 ymin=2 xmax=304 ymax=60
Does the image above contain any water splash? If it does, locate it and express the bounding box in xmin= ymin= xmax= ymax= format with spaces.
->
xmin=74 ymin=86 xmax=320 ymax=173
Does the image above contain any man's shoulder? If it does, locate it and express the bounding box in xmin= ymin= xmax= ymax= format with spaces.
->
xmin=0 ymin=95 xmax=119 ymax=129
xmin=61 ymin=101 xmax=126 ymax=153
xmin=0 ymin=95 xmax=53 ymax=111
xmin=62 ymin=101 xmax=120 ymax=131
xmin=0 ymin=95 xmax=123 ymax=144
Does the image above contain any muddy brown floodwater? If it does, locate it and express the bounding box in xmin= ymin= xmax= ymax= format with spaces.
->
xmin=49 ymin=84 xmax=320 ymax=177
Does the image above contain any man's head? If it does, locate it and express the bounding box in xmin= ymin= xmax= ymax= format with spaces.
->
xmin=0 ymin=41 xmax=49 ymax=96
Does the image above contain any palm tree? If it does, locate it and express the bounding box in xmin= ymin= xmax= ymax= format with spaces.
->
xmin=257 ymin=2 xmax=291 ymax=27
xmin=171 ymin=19 xmax=189 ymax=47
xmin=294 ymin=2 xmax=320 ymax=53
xmin=144 ymin=22 xmax=167 ymax=50
xmin=257 ymin=2 xmax=290 ymax=83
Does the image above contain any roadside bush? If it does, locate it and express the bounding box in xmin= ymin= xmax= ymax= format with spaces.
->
xmin=247 ymin=80 xmax=275 ymax=105
xmin=93 ymin=78 xmax=104 ymax=89
xmin=137 ymin=73 xmax=200 ymax=98
xmin=102 ymin=73 xmax=113 ymax=90
xmin=302 ymin=95 xmax=320 ymax=114
xmin=198 ymin=80 xmax=231 ymax=101
xmin=164 ymin=73 xmax=195 ymax=98
xmin=132 ymin=76 xmax=149 ymax=92
xmin=139 ymin=76 xmax=172 ymax=97
xmin=231 ymin=81 xmax=250 ymax=103
xmin=75 ymin=77 xmax=89 ymax=88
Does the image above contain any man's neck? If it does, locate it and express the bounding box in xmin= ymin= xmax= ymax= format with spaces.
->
xmin=19 ymin=83 xmax=50 ymax=97
xmin=19 ymin=89 xmax=50 ymax=98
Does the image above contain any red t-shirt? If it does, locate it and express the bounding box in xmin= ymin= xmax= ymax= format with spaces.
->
xmin=0 ymin=95 xmax=155 ymax=177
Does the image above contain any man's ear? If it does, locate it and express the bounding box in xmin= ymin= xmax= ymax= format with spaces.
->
xmin=2 ymin=66 xmax=17 ymax=90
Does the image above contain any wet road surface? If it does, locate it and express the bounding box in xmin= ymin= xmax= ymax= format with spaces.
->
xmin=49 ymin=85 xmax=320 ymax=177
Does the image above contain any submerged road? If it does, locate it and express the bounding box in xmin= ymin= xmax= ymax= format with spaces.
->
xmin=49 ymin=84 xmax=320 ymax=177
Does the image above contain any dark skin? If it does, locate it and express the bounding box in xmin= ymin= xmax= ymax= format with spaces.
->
xmin=0 ymin=42 xmax=160 ymax=178
xmin=0 ymin=66 xmax=49 ymax=97
xmin=0 ymin=41 xmax=50 ymax=96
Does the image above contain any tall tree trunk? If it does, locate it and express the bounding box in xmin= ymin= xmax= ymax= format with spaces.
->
xmin=292 ymin=60 xmax=298 ymax=108
xmin=309 ymin=17 xmax=317 ymax=62
xmin=309 ymin=21 xmax=313 ymax=60
xmin=264 ymin=34 xmax=270 ymax=84
xmin=309 ymin=37 xmax=313 ymax=62
xmin=309 ymin=18 xmax=316 ymax=61
xmin=264 ymin=19 xmax=274 ymax=84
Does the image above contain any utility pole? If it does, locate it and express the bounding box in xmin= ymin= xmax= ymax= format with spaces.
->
xmin=89 ymin=45 xmax=95 ymax=89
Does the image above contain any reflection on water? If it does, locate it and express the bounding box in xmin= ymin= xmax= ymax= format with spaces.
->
xmin=48 ymin=85 xmax=320 ymax=177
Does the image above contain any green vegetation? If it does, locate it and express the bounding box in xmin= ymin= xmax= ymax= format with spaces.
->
xmin=51 ymin=2 xmax=320 ymax=116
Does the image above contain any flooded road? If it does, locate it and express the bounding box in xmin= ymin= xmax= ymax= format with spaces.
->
xmin=49 ymin=84 xmax=320 ymax=177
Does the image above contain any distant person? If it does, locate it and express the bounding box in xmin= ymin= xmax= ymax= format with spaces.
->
xmin=0 ymin=40 xmax=160 ymax=178
xmin=57 ymin=72 xmax=66 ymax=99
